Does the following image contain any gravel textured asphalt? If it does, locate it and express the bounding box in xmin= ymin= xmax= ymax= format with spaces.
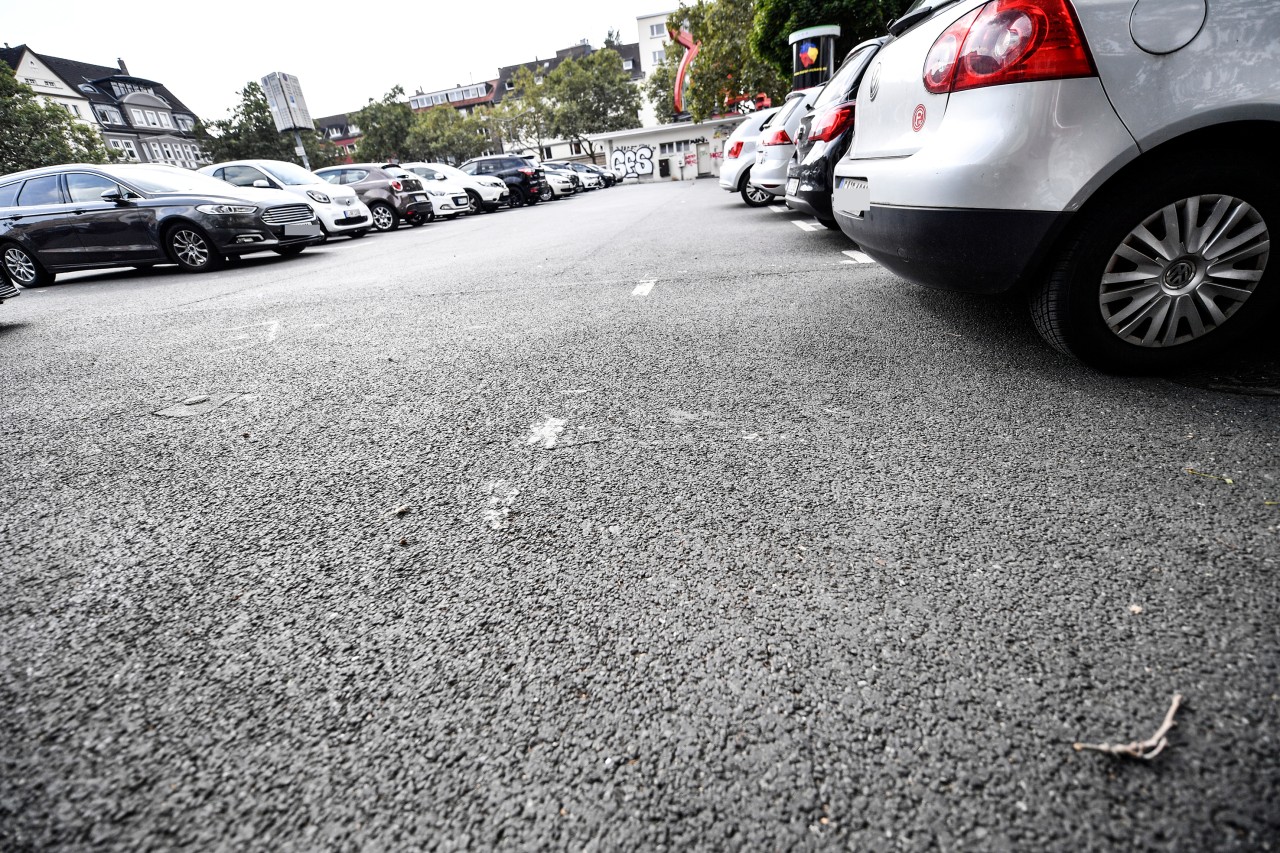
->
xmin=1 ymin=180 xmax=1278 ymax=851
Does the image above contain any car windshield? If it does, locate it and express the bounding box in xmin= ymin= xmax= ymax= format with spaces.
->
xmin=429 ymin=163 xmax=471 ymax=182
xmin=108 ymin=165 xmax=249 ymax=195
xmin=261 ymin=161 xmax=323 ymax=186
xmin=813 ymin=43 xmax=880 ymax=109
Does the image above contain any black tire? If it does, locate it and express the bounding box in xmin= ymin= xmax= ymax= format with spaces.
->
xmin=818 ymin=217 xmax=839 ymax=230
xmin=369 ymin=202 xmax=398 ymax=232
xmin=272 ymin=245 xmax=307 ymax=256
xmin=1031 ymin=154 xmax=1278 ymax=373
xmin=1 ymin=242 xmax=56 ymax=288
xmin=740 ymin=171 xmax=772 ymax=207
xmin=507 ymin=187 xmax=527 ymax=209
xmin=164 ymin=224 xmax=224 ymax=273
xmin=465 ymin=190 xmax=483 ymax=215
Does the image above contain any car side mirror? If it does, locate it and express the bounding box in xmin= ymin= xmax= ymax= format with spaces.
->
xmin=252 ymin=179 xmax=271 ymax=189
xmin=100 ymin=188 xmax=126 ymax=204
xmin=436 ymin=174 xmax=447 ymax=181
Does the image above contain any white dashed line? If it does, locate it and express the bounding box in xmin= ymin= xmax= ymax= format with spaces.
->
xmin=842 ymin=250 xmax=875 ymax=263
xmin=793 ymin=221 xmax=820 ymax=232
xmin=766 ymin=204 xmax=790 ymax=213
xmin=632 ymin=279 xmax=656 ymax=296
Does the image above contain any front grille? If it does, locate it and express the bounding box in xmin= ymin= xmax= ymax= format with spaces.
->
xmin=340 ymin=215 xmax=368 ymax=225
xmin=262 ymin=204 xmax=314 ymax=225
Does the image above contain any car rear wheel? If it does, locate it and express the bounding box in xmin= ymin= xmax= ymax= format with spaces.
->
xmin=165 ymin=224 xmax=224 ymax=273
xmin=369 ymin=203 xmax=398 ymax=232
xmin=818 ymin=217 xmax=839 ymax=230
xmin=1031 ymin=158 xmax=1276 ymax=373
xmin=1 ymin=243 xmax=56 ymax=287
xmin=508 ymin=188 xmax=527 ymax=209
xmin=740 ymin=172 xmax=772 ymax=207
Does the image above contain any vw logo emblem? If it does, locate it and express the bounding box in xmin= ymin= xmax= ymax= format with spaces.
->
xmin=1164 ymin=260 xmax=1196 ymax=287
xmin=868 ymin=64 xmax=881 ymax=101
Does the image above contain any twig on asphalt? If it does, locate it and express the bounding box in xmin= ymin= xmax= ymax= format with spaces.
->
xmin=1074 ymin=694 xmax=1184 ymax=760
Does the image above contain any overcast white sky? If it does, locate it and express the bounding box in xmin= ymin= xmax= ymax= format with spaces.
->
xmin=2 ymin=1 xmax=674 ymax=120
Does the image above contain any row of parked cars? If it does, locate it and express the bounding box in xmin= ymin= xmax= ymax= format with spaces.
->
xmin=0 ymin=155 xmax=624 ymax=290
xmin=721 ymin=0 xmax=1277 ymax=373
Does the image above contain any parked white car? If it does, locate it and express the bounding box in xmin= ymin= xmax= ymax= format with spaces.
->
xmin=749 ymin=87 xmax=821 ymax=201
xmin=831 ymin=0 xmax=1280 ymax=372
xmin=399 ymin=162 xmax=509 ymax=214
xmin=719 ymin=106 xmax=780 ymax=207
xmin=198 ymin=159 xmax=372 ymax=238
xmin=542 ymin=168 xmax=575 ymax=198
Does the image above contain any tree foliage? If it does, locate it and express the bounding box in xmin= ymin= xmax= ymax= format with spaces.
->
xmin=489 ymin=67 xmax=552 ymax=154
xmin=543 ymin=49 xmax=640 ymax=159
xmin=405 ymin=106 xmax=491 ymax=165
xmin=350 ymin=86 xmax=414 ymax=162
xmin=0 ymin=65 xmax=114 ymax=174
xmin=655 ymin=0 xmax=788 ymax=123
xmin=195 ymin=82 xmax=339 ymax=168
xmin=751 ymin=0 xmax=911 ymax=78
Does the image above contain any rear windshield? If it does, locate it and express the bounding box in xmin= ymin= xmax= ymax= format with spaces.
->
xmin=814 ymin=43 xmax=880 ymax=109
xmin=261 ymin=161 xmax=323 ymax=185
xmin=762 ymin=95 xmax=806 ymax=129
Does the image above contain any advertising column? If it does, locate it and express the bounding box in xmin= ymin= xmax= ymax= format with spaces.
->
xmin=788 ymin=25 xmax=841 ymax=91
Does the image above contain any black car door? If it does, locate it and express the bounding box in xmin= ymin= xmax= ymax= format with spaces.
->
xmin=65 ymin=171 xmax=160 ymax=264
xmin=0 ymin=175 xmax=81 ymax=270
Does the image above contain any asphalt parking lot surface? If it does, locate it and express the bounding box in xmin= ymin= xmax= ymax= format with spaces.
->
xmin=2 ymin=181 xmax=1277 ymax=851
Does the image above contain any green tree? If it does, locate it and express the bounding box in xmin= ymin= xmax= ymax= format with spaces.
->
xmin=405 ymin=106 xmax=491 ymax=165
xmin=752 ymin=0 xmax=911 ymax=79
xmin=652 ymin=0 xmax=787 ymax=123
xmin=196 ymin=81 xmax=340 ymax=168
xmin=0 ymin=64 xmax=114 ymax=173
xmin=642 ymin=56 xmax=679 ymax=124
xmin=489 ymin=67 xmax=552 ymax=154
xmin=350 ymin=86 xmax=414 ymax=162
xmin=543 ymin=49 xmax=641 ymax=159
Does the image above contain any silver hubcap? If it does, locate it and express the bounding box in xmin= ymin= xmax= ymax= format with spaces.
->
xmin=172 ymin=230 xmax=209 ymax=267
xmin=747 ymin=186 xmax=770 ymax=203
xmin=468 ymin=194 xmax=479 ymax=214
xmin=1100 ymin=194 xmax=1269 ymax=347
xmin=3 ymin=247 xmax=37 ymax=284
xmin=373 ymin=207 xmax=394 ymax=230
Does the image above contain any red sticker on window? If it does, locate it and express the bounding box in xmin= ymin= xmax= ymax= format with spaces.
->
xmin=912 ymin=104 xmax=926 ymax=132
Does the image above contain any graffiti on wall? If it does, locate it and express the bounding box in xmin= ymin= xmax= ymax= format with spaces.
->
xmin=610 ymin=146 xmax=654 ymax=178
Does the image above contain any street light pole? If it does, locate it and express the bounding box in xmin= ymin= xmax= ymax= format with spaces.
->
xmin=293 ymin=129 xmax=311 ymax=170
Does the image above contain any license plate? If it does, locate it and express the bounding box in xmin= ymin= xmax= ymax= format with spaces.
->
xmin=453 ymin=196 xmax=468 ymax=205
xmin=835 ymin=177 xmax=871 ymax=216
xmin=284 ymin=222 xmax=315 ymax=236
xmin=786 ymin=177 xmax=799 ymax=196
xmin=344 ymin=209 xmax=360 ymax=219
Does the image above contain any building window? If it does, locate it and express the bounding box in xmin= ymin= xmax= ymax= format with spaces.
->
xmin=109 ymin=139 xmax=140 ymax=160
xmin=541 ymin=146 xmax=553 ymax=159
xmin=144 ymin=110 xmax=159 ymax=127
xmin=62 ymin=103 xmax=81 ymax=116
xmin=571 ymin=142 xmax=583 ymax=155
xmin=158 ymin=113 xmax=172 ymax=128
xmin=161 ymin=142 xmax=174 ymax=160
xmin=132 ymin=108 xmax=145 ymax=124
xmin=652 ymin=50 xmax=665 ymax=65
xmin=79 ymin=83 xmax=99 ymax=94
xmin=622 ymin=59 xmax=633 ymax=70
xmin=98 ymin=107 xmax=123 ymax=124
xmin=505 ymin=80 xmax=514 ymax=91
xmin=659 ymin=141 xmax=691 ymax=155
xmin=150 ymin=142 xmax=162 ymax=160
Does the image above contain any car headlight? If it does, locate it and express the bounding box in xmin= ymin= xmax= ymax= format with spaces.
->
xmin=427 ymin=188 xmax=448 ymax=196
xmin=306 ymin=190 xmax=331 ymax=204
xmin=196 ymin=204 xmax=257 ymax=215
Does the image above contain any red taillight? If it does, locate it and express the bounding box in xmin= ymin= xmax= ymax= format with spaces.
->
xmin=727 ymin=141 xmax=743 ymax=159
xmin=761 ymin=128 xmax=792 ymax=147
xmin=389 ymin=179 xmax=403 ymax=191
xmin=518 ymin=167 xmax=534 ymax=176
xmin=808 ymin=103 xmax=856 ymax=142
xmin=923 ymin=0 xmax=1094 ymax=95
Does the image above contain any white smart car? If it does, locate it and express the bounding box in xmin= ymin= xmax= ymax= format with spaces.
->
xmin=199 ymin=159 xmax=372 ymax=239
xmin=399 ymin=162 xmax=509 ymax=214
xmin=832 ymin=0 xmax=1279 ymax=372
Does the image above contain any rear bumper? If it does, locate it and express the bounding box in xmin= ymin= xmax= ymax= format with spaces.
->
xmin=833 ymin=204 xmax=1070 ymax=294
xmin=749 ymin=152 xmax=791 ymax=195
xmin=719 ymin=157 xmax=749 ymax=191
xmin=783 ymin=138 xmax=843 ymax=221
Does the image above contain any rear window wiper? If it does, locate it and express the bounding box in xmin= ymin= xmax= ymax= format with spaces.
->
xmin=887 ymin=0 xmax=960 ymax=36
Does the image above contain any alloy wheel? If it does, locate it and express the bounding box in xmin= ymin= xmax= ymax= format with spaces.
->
xmin=1099 ymin=194 xmax=1269 ymax=347
xmin=371 ymin=205 xmax=396 ymax=231
xmin=3 ymin=246 xmax=38 ymax=285
xmin=171 ymin=229 xmax=210 ymax=267
xmin=746 ymin=186 xmax=771 ymax=204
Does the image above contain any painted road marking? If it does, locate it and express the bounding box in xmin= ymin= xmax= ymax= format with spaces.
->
xmin=842 ymin=250 xmax=875 ymax=263
xmin=793 ymin=221 xmax=820 ymax=232
xmin=767 ymin=204 xmax=790 ymax=213
xmin=633 ymin=279 xmax=656 ymax=296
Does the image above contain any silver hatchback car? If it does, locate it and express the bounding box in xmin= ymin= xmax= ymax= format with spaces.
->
xmin=832 ymin=0 xmax=1279 ymax=371
xmin=749 ymin=87 xmax=822 ymax=201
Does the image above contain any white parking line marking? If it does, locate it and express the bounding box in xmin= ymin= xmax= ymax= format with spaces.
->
xmin=793 ymin=220 xmax=820 ymax=232
xmin=633 ymin=279 xmax=656 ymax=296
xmin=842 ymin=250 xmax=875 ymax=263
xmin=767 ymin=205 xmax=790 ymax=213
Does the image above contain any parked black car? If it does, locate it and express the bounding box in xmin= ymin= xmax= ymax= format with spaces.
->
xmin=784 ymin=39 xmax=885 ymax=228
xmin=583 ymin=164 xmax=616 ymax=188
xmin=0 ymin=164 xmax=322 ymax=286
xmin=459 ymin=155 xmax=550 ymax=208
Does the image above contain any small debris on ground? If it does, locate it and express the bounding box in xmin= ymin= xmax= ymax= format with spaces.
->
xmin=1074 ymin=693 xmax=1184 ymax=760
xmin=393 ymin=505 xmax=411 ymax=517
xmin=1185 ymin=467 xmax=1234 ymax=485
xmin=1128 ymin=604 xmax=1144 ymax=615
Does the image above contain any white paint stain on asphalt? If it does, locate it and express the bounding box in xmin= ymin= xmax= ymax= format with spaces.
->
xmin=842 ymin=250 xmax=875 ymax=264
xmin=483 ymin=480 xmax=519 ymax=530
xmin=527 ymin=417 xmax=567 ymax=448
xmin=792 ymin=221 xmax=820 ymax=232
xmin=633 ymin=280 xmax=656 ymax=297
